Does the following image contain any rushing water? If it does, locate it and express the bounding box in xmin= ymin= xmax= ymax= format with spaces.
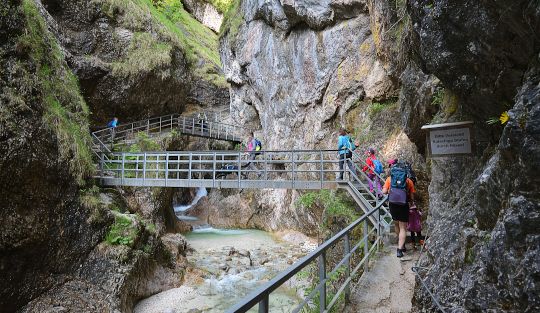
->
xmin=134 ymin=228 xmax=313 ymax=313
xmin=174 ymin=187 xmax=208 ymax=213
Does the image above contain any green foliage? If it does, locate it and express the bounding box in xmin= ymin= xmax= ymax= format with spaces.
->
xmin=204 ymin=0 xmax=235 ymax=14
xmin=368 ymin=99 xmax=397 ymax=118
xmin=297 ymin=190 xmax=359 ymax=226
xmin=106 ymin=213 xmax=140 ymax=246
xmin=431 ymin=89 xmax=444 ymax=106
xmin=20 ymin=0 xmax=93 ymax=184
xmin=219 ymin=0 xmax=243 ymax=42
xmin=112 ymin=32 xmax=172 ymax=77
xmin=129 ymin=132 xmax=162 ymax=152
xmin=95 ymin=0 xmax=226 ymax=85
xmin=81 ymin=185 xmax=108 ymax=223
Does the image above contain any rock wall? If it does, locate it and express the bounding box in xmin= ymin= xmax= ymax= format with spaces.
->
xmin=218 ymin=0 xmax=427 ymax=235
xmin=402 ymin=1 xmax=540 ymax=311
xmin=0 ymin=0 xmax=105 ymax=310
xmin=40 ymin=0 xmax=229 ymax=125
xmin=219 ymin=0 xmax=540 ymax=311
xmin=0 ymin=0 xmax=224 ymax=311
xmin=183 ymin=0 xmax=224 ymax=33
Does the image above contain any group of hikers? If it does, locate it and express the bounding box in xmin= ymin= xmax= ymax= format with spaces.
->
xmin=338 ymin=128 xmax=423 ymax=258
xmin=106 ymin=117 xmax=421 ymax=258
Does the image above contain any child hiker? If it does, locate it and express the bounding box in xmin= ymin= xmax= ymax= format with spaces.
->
xmin=407 ymin=203 xmax=424 ymax=249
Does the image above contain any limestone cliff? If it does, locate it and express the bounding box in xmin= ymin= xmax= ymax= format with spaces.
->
xmin=219 ymin=0 xmax=540 ymax=311
xmin=217 ymin=0 xmax=427 ymax=236
xmin=0 ymin=0 xmax=225 ymax=311
xmin=40 ymin=0 xmax=230 ymax=124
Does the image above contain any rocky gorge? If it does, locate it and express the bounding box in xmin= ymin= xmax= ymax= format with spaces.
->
xmin=0 ymin=0 xmax=539 ymax=312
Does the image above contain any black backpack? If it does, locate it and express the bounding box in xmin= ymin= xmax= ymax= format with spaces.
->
xmin=398 ymin=161 xmax=416 ymax=185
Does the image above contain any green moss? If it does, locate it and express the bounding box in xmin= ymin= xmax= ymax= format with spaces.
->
xmin=297 ymin=190 xmax=360 ymax=227
xmin=369 ymin=99 xmax=398 ymax=118
xmin=219 ymin=0 xmax=243 ymax=42
xmin=20 ymin=0 xmax=93 ymax=184
xmin=112 ymin=32 xmax=172 ymax=77
xmin=206 ymin=0 xmax=235 ymax=14
xmin=96 ymin=0 xmax=226 ymax=85
xmin=106 ymin=213 xmax=140 ymax=246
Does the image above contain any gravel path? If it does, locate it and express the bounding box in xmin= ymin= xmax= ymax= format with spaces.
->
xmin=348 ymin=245 xmax=420 ymax=313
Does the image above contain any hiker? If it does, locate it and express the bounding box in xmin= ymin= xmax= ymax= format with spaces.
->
xmin=245 ymin=135 xmax=262 ymax=178
xmin=407 ymin=203 xmax=424 ymax=249
xmin=107 ymin=117 xmax=118 ymax=128
xmin=337 ymin=128 xmax=356 ymax=180
xmin=382 ymin=162 xmax=416 ymax=258
xmin=197 ymin=112 xmax=208 ymax=133
xmin=362 ymin=148 xmax=383 ymax=197
xmin=107 ymin=117 xmax=118 ymax=141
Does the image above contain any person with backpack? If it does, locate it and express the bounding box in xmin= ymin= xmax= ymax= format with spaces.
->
xmin=362 ymin=148 xmax=383 ymax=197
xmin=337 ymin=128 xmax=356 ymax=180
xmin=245 ymin=135 xmax=262 ymax=178
xmin=107 ymin=117 xmax=119 ymax=142
xmin=382 ymin=162 xmax=416 ymax=258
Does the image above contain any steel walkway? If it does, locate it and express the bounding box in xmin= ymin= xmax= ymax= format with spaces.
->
xmin=95 ymin=147 xmax=391 ymax=229
xmin=91 ymin=113 xmax=245 ymax=158
xmin=90 ymin=112 xmax=396 ymax=312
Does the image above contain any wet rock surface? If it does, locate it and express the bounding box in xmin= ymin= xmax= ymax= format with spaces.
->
xmin=134 ymin=229 xmax=316 ymax=313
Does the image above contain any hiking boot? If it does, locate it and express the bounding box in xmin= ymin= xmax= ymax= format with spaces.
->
xmin=397 ymin=249 xmax=403 ymax=258
xmin=419 ymin=239 xmax=425 ymax=246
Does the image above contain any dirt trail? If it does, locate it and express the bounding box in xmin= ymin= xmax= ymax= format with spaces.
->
xmin=348 ymin=245 xmax=420 ymax=313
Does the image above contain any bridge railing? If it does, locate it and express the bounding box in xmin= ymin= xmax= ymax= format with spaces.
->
xmin=92 ymin=113 xmax=246 ymax=151
xmin=99 ymin=150 xmax=358 ymax=189
xmin=226 ymin=200 xmax=385 ymax=313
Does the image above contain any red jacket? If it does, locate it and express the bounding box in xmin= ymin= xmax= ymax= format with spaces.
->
xmin=362 ymin=156 xmax=375 ymax=174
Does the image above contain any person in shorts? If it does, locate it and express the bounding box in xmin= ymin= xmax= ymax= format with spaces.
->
xmin=382 ymin=168 xmax=415 ymax=258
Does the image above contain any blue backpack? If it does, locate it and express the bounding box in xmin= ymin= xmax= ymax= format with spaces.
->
xmin=372 ymin=159 xmax=383 ymax=174
xmin=389 ymin=166 xmax=408 ymax=205
xmin=254 ymin=138 xmax=262 ymax=153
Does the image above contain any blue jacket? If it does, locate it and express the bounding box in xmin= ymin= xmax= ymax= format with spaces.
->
xmin=338 ymin=135 xmax=353 ymax=155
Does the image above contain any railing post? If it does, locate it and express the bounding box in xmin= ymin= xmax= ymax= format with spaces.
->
xmin=264 ymin=152 xmax=268 ymax=180
xmin=291 ymin=151 xmax=295 ymax=189
xmin=377 ymin=206 xmax=381 ymax=251
xmin=99 ymin=152 xmax=104 ymax=185
xmin=237 ymin=151 xmax=241 ymax=188
xmin=121 ymin=153 xmax=125 ymax=185
xmin=344 ymin=233 xmax=351 ymax=303
xmin=159 ymin=116 xmax=162 ymax=133
xmin=258 ymin=294 xmax=269 ymax=313
xmin=165 ymin=152 xmax=169 ymax=186
xmin=212 ymin=152 xmax=216 ymax=188
xmin=188 ymin=153 xmax=192 ymax=186
xmin=320 ymin=150 xmax=324 ymax=188
xmin=192 ymin=117 xmax=195 ymax=135
xmin=183 ymin=116 xmax=186 ymax=133
xmin=143 ymin=152 xmax=147 ymax=185
xmin=146 ymin=119 xmax=150 ymax=135
xmin=364 ymin=221 xmax=369 ymax=273
xmin=318 ymin=253 xmax=327 ymax=312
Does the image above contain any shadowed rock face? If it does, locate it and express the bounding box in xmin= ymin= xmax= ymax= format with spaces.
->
xmin=40 ymin=0 xmax=229 ymax=125
xmin=398 ymin=1 xmax=540 ymax=311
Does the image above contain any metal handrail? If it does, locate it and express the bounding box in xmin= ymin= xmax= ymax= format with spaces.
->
xmin=226 ymin=195 xmax=386 ymax=313
xmin=91 ymin=112 xmax=247 ymax=155
xmin=410 ymin=231 xmax=448 ymax=313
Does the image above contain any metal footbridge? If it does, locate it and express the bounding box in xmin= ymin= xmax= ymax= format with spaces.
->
xmin=92 ymin=113 xmax=394 ymax=312
xmin=91 ymin=112 xmax=245 ymax=157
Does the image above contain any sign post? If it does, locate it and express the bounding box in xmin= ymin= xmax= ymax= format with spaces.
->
xmin=421 ymin=121 xmax=474 ymax=157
